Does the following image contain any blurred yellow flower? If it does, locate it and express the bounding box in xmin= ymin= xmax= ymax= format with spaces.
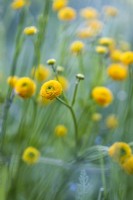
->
xmin=11 ymin=0 xmax=26 ymax=10
xmin=88 ymin=19 xmax=103 ymax=34
xmin=22 ymin=147 xmax=40 ymax=165
xmin=40 ymin=80 xmax=62 ymax=100
xmin=104 ymin=6 xmax=118 ymax=17
xmin=110 ymin=49 xmax=122 ymax=62
xmin=99 ymin=37 xmax=115 ymax=47
xmin=120 ymin=51 xmax=133 ymax=65
xmin=92 ymin=87 xmax=113 ymax=106
xmin=108 ymin=142 xmax=132 ymax=164
xmin=105 ymin=114 xmax=118 ymax=129
xmin=70 ymin=41 xmax=85 ymax=54
xmin=122 ymin=156 xmax=133 ymax=174
xmin=7 ymin=76 xmax=18 ymax=88
xmin=55 ymin=125 xmax=67 ymax=137
xmin=80 ymin=7 xmax=98 ymax=20
xmin=32 ymin=65 xmax=50 ymax=82
xmin=15 ymin=77 xmax=36 ymax=98
xmin=95 ymin=46 xmax=107 ymax=54
xmin=52 ymin=0 xmax=67 ymax=11
xmin=58 ymin=7 xmax=76 ymax=21
xmin=107 ymin=63 xmax=127 ymax=81
xmin=23 ymin=26 xmax=38 ymax=35
xmin=91 ymin=113 xmax=102 ymax=122
xmin=56 ymin=76 xmax=68 ymax=91
xmin=77 ymin=28 xmax=95 ymax=39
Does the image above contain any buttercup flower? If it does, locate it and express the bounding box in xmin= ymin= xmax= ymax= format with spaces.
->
xmin=56 ymin=76 xmax=68 ymax=91
xmin=40 ymin=80 xmax=62 ymax=100
xmin=92 ymin=87 xmax=113 ymax=106
xmin=15 ymin=77 xmax=36 ymax=98
xmin=77 ymin=28 xmax=95 ymax=39
xmin=23 ymin=26 xmax=38 ymax=35
xmin=58 ymin=7 xmax=76 ymax=21
xmin=7 ymin=76 xmax=18 ymax=88
xmin=95 ymin=46 xmax=107 ymax=54
xmin=120 ymin=51 xmax=133 ymax=65
xmin=55 ymin=125 xmax=67 ymax=137
xmin=122 ymin=156 xmax=133 ymax=174
xmin=47 ymin=59 xmax=56 ymax=65
xmin=110 ymin=49 xmax=122 ymax=62
xmin=52 ymin=0 xmax=67 ymax=11
xmin=99 ymin=37 xmax=115 ymax=47
xmin=104 ymin=6 xmax=118 ymax=17
xmin=22 ymin=146 xmax=40 ymax=165
xmin=80 ymin=7 xmax=98 ymax=20
xmin=107 ymin=63 xmax=128 ymax=81
xmin=108 ymin=142 xmax=132 ymax=164
xmin=32 ymin=65 xmax=50 ymax=82
xmin=88 ymin=19 xmax=103 ymax=34
xmin=11 ymin=0 xmax=26 ymax=10
xmin=92 ymin=113 xmax=102 ymax=122
xmin=70 ymin=41 xmax=85 ymax=54
xmin=105 ymin=114 xmax=118 ymax=129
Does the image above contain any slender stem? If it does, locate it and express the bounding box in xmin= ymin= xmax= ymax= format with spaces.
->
xmin=71 ymin=79 xmax=79 ymax=106
xmin=100 ymin=153 xmax=107 ymax=199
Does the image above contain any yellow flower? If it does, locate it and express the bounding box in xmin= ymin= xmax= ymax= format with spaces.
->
xmin=23 ymin=26 xmax=38 ymax=35
xmin=77 ymin=28 xmax=95 ymax=39
xmin=15 ymin=77 xmax=36 ymax=98
xmin=92 ymin=87 xmax=113 ymax=106
xmin=55 ymin=125 xmax=67 ymax=137
xmin=80 ymin=7 xmax=98 ymax=20
xmin=56 ymin=76 xmax=68 ymax=91
xmin=120 ymin=51 xmax=133 ymax=65
xmin=108 ymin=142 xmax=132 ymax=164
xmin=122 ymin=156 xmax=133 ymax=174
xmin=104 ymin=6 xmax=118 ymax=17
xmin=32 ymin=65 xmax=50 ymax=82
xmin=110 ymin=49 xmax=122 ymax=62
xmin=99 ymin=37 xmax=115 ymax=47
xmin=40 ymin=80 xmax=62 ymax=100
xmin=105 ymin=114 xmax=118 ymax=129
xmin=91 ymin=113 xmax=102 ymax=122
xmin=58 ymin=7 xmax=76 ymax=21
xmin=107 ymin=63 xmax=128 ymax=81
xmin=88 ymin=19 xmax=103 ymax=34
xmin=7 ymin=76 xmax=18 ymax=88
xmin=52 ymin=0 xmax=67 ymax=11
xmin=95 ymin=46 xmax=107 ymax=54
xmin=22 ymin=146 xmax=40 ymax=165
xmin=70 ymin=41 xmax=85 ymax=54
xmin=11 ymin=0 xmax=26 ymax=10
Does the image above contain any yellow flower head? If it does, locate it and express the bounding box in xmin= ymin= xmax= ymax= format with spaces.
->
xmin=55 ymin=125 xmax=67 ymax=137
xmin=80 ymin=7 xmax=98 ymax=20
xmin=40 ymin=80 xmax=63 ymax=100
xmin=58 ymin=7 xmax=76 ymax=21
xmin=122 ymin=156 xmax=133 ymax=174
xmin=92 ymin=86 xmax=113 ymax=106
xmin=88 ymin=19 xmax=103 ymax=34
xmin=56 ymin=76 xmax=68 ymax=91
xmin=105 ymin=114 xmax=118 ymax=129
xmin=95 ymin=46 xmax=108 ymax=54
xmin=120 ymin=51 xmax=133 ymax=65
xmin=108 ymin=142 xmax=132 ymax=164
xmin=7 ymin=76 xmax=18 ymax=88
xmin=70 ymin=41 xmax=85 ymax=54
xmin=52 ymin=0 xmax=68 ymax=11
xmin=110 ymin=49 xmax=122 ymax=62
xmin=23 ymin=26 xmax=38 ymax=36
xmin=15 ymin=77 xmax=36 ymax=98
xmin=22 ymin=146 xmax=40 ymax=165
xmin=107 ymin=63 xmax=128 ymax=81
xmin=11 ymin=0 xmax=26 ymax=10
xmin=91 ymin=113 xmax=102 ymax=122
xmin=99 ymin=37 xmax=115 ymax=47
xmin=32 ymin=65 xmax=50 ymax=82
xmin=104 ymin=6 xmax=118 ymax=17
xmin=77 ymin=28 xmax=95 ymax=39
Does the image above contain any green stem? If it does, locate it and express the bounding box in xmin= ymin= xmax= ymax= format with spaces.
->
xmin=100 ymin=153 xmax=107 ymax=199
xmin=71 ymin=79 xmax=79 ymax=106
